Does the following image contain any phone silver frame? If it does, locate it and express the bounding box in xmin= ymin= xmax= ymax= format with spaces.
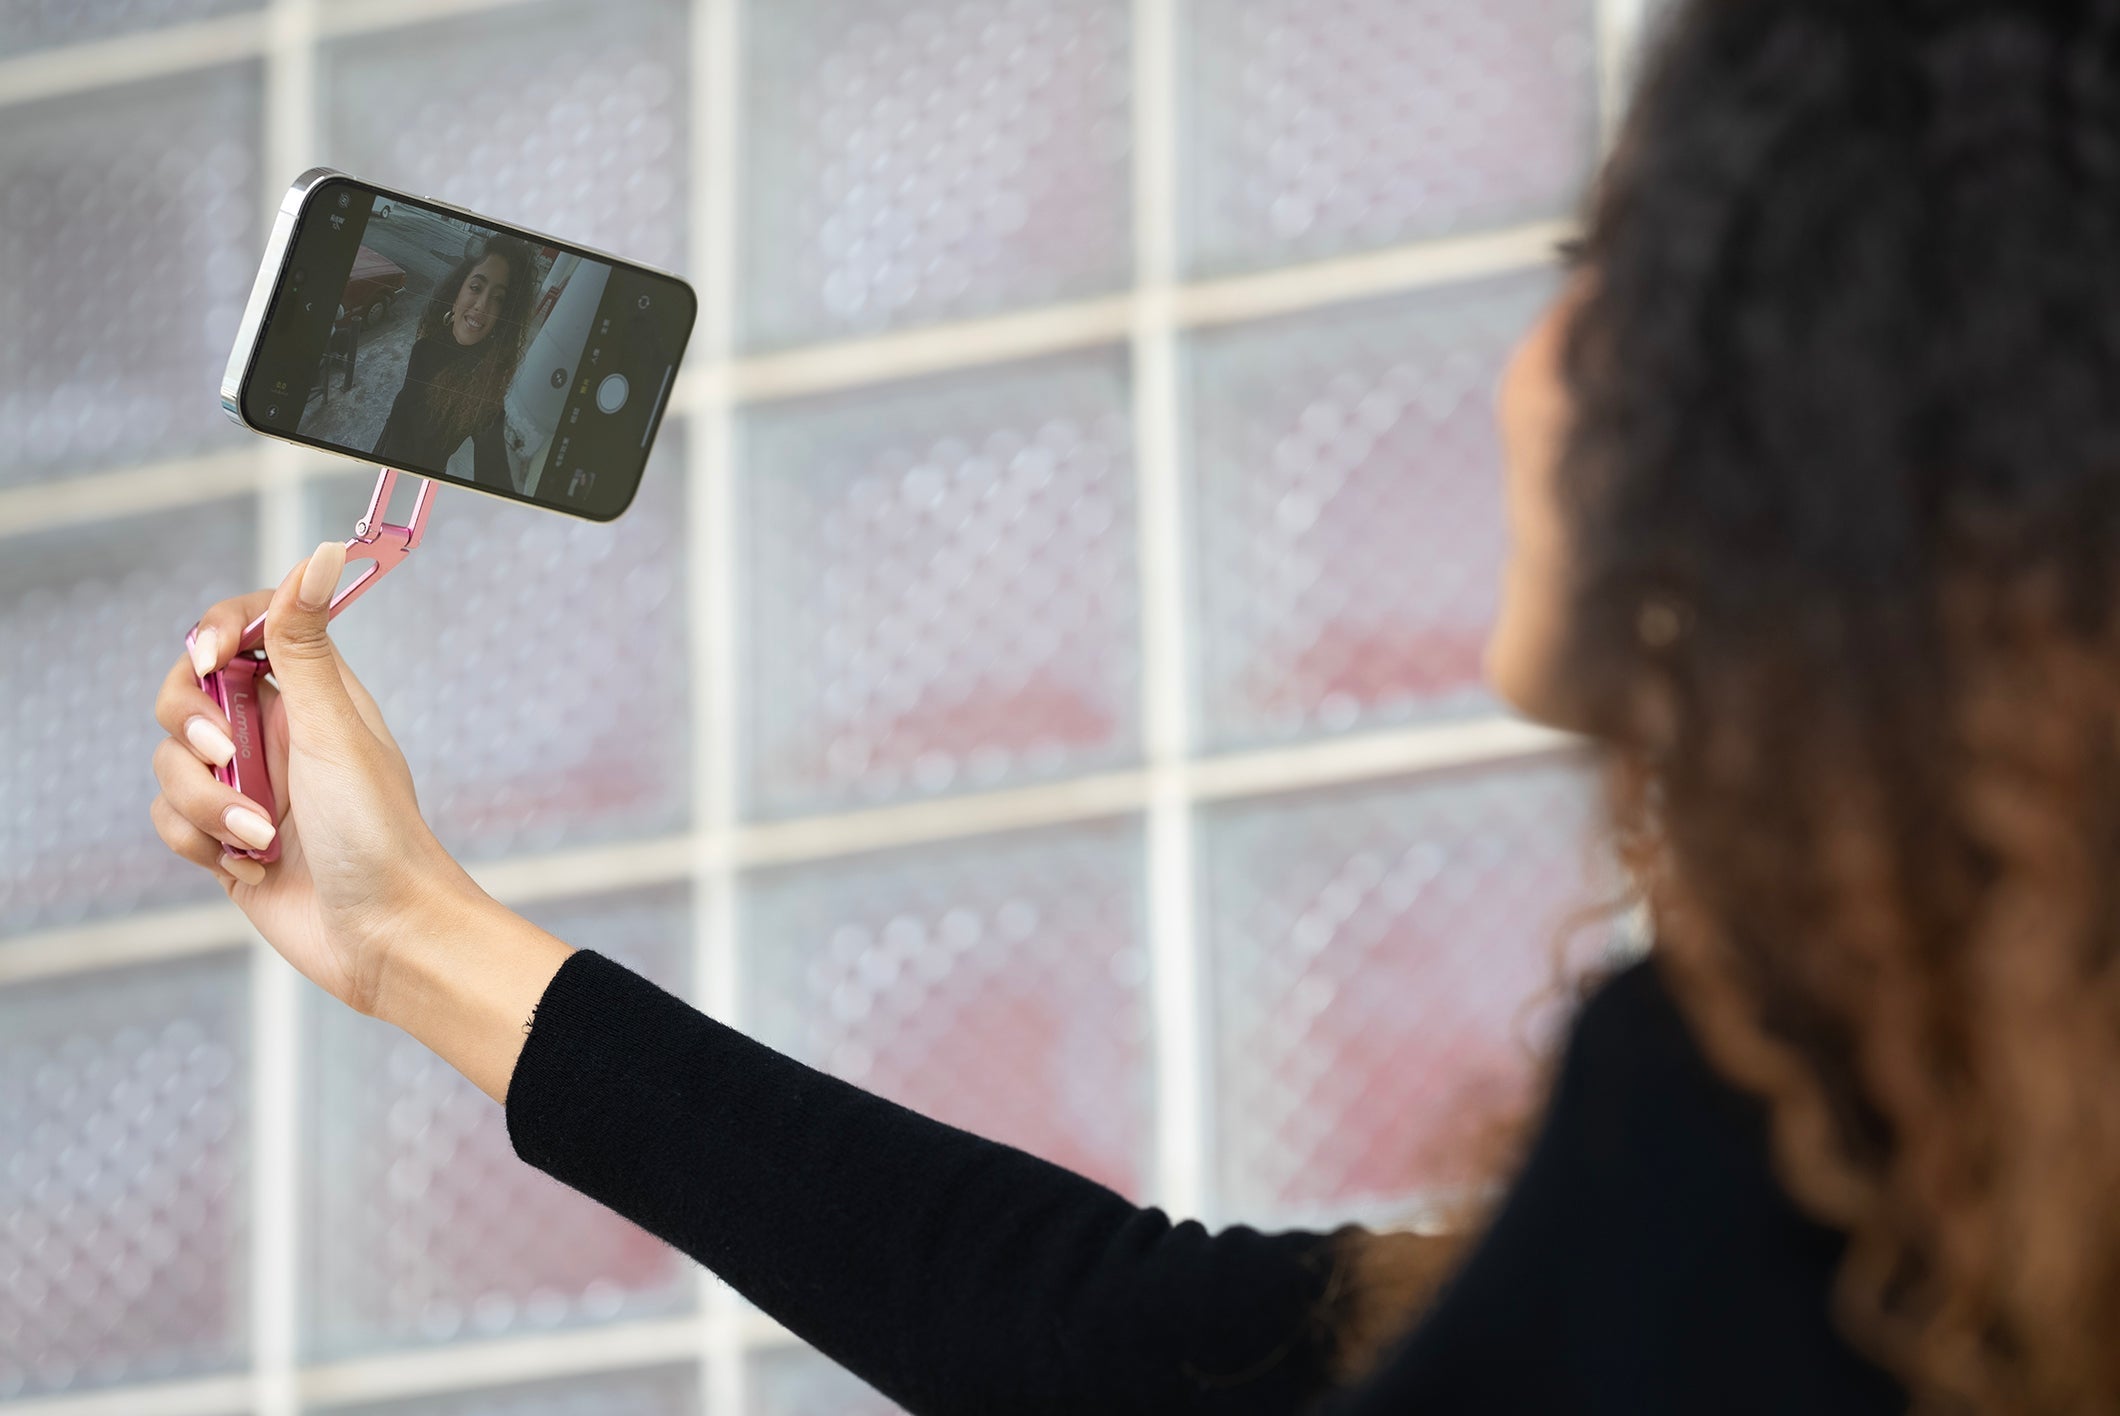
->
xmin=219 ymin=165 xmax=695 ymax=439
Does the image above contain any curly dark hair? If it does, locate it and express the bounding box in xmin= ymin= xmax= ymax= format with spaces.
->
xmin=1336 ymin=2 xmax=2120 ymax=1410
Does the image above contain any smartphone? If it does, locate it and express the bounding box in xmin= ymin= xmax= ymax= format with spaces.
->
xmin=222 ymin=168 xmax=696 ymax=521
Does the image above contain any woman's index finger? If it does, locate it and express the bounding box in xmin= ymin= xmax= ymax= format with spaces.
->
xmin=186 ymin=587 xmax=281 ymax=675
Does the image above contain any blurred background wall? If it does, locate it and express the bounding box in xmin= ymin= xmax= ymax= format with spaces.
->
xmin=0 ymin=0 xmax=1662 ymax=1411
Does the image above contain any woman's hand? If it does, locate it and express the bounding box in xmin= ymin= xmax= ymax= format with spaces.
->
xmin=151 ymin=541 xmax=484 ymax=1018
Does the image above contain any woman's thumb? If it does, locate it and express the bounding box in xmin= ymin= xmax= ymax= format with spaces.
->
xmin=263 ymin=541 xmax=366 ymax=741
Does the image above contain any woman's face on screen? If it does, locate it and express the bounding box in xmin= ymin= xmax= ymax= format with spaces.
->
xmin=449 ymin=254 xmax=511 ymax=347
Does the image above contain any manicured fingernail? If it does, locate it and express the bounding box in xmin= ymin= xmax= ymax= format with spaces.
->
xmin=189 ymin=628 xmax=219 ymax=679
xmin=224 ymin=855 xmax=266 ymax=887
xmin=224 ymin=805 xmax=277 ymax=850
xmin=185 ymin=716 xmax=236 ymax=767
xmin=298 ymin=540 xmax=347 ymax=611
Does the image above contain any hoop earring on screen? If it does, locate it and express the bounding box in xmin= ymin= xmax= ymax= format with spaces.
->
xmin=443 ymin=309 xmax=454 ymax=327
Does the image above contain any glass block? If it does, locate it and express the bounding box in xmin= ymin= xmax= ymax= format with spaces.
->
xmin=1201 ymin=759 xmax=1617 ymax=1225
xmin=1186 ymin=272 xmax=1556 ymax=754
xmin=743 ymin=820 xmax=1151 ymax=1198
xmin=1178 ymin=0 xmax=1599 ymax=277
xmin=0 ymin=65 xmax=258 ymax=484
xmin=749 ymin=1346 xmax=902 ymax=1416
xmin=741 ymin=353 xmax=1138 ymax=818
xmin=306 ymin=433 xmax=688 ymax=861
xmin=317 ymin=1363 xmax=697 ymax=1416
xmin=0 ymin=952 xmax=250 ymax=1400
xmin=741 ymin=0 xmax=1132 ymax=350
xmin=321 ymin=0 xmax=687 ymax=273
xmin=303 ymin=886 xmax=694 ymax=1360
xmin=0 ymin=499 xmax=258 ymax=936
xmin=0 ymin=0 xmax=257 ymax=55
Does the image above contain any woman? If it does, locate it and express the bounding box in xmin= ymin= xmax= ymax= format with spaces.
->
xmin=152 ymin=2 xmax=2120 ymax=1410
xmin=372 ymin=233 xmax=536 ymax=492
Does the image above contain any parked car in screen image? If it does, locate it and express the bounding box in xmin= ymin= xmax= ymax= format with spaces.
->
xmin=342 ymin=244 xmax=407 ymax=326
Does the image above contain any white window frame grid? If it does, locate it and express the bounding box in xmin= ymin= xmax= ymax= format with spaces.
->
xmin=0 ymin=0 xmax=1651 ymax=1410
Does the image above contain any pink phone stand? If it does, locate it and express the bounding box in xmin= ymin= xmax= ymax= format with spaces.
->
xmin=185 ymin=466 xmax=435 ymax=864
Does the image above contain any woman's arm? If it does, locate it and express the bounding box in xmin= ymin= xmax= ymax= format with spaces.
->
xmin=368 ymin=884 xmax=573 ymax=1104
xmin=374 ymin=908 xmax=1347 ymax=1416
xmin=153 ymin=565 xmax=1352 ymax=1416
xmin=371 ymin=338 xmax=431 ymax=464
xmin=469 ymin=414 xmax=513 ymax=492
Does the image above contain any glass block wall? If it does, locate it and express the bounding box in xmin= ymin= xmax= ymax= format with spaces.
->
xmin=0 ymin=0 xmax=1657 ymax=1411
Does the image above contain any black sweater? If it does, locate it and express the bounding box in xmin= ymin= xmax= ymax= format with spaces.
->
xmin=504 ymin=950 xmax=1908 ymax=1414
xmin=373 ymin=333 xmax=511 ymax=491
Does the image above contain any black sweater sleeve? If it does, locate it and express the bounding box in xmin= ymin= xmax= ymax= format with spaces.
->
xmin=373 ymin=335 xmax=443 ymax=466
xmin=469 ymin=413 xmax=511 ymax=492
xmin=504 ymin=949 xmax=1346 ymax=1416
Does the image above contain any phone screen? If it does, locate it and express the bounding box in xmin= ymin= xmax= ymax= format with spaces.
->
xmin=236 ymin=176 xmax=695 ymax=521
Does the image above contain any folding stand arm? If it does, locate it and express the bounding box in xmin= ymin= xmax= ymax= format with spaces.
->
xmin=188 ymin=467 xmax=435 ymax=863
xmin=229 ymin=465 xmax=438 ymax=655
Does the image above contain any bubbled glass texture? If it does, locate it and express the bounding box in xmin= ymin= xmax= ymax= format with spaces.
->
xmin=0 ymin=953 xmax=250 ymax=1400
xmin=749 ymin=1347 xmax=903 ymax=1416
xmin=744 ymin=820 xmax=1151 ymax=1198
xmin=321 ymin=0 xmax=686 ymax=272
xmin=742 ymin=353 xmax=1138 ymax=818
xmin=0 ymin=66 xmax=257 ymax=484
xmin=0 ymin=0 xmax=256 ymax=55
xmin=1186 ymin=272 xmax=1554 ymax=754
xmin=1178 ymin=0 xmax=1598 ymax=277
xmin=0 ymin=500 xmax=257 ymax=936
xmin=318 ymin=1364 xmax=697 ymax=1416
xmin=303 ymin=887 xmax=693 ymax=1360
xmin=741 ymin=0 xmax=1132 ymax=350
xmin=1201 ymin=759 xmax=1614 ymax=1224
xmin=306 ymin=438 xmax=688 ymax=862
